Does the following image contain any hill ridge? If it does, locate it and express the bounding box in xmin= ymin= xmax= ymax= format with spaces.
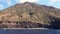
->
xmin=0 ymin=2 xmax=60 ymax=29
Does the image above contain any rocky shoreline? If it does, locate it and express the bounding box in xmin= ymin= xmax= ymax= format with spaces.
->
xmin=0 ymin=21 xmax=50 ymax=28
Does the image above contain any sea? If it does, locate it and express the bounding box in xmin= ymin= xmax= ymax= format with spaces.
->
xmin=0 ymin=28 xmax=60 ymax=34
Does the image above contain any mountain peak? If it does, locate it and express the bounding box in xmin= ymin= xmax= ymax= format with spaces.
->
xmin=24 ymin=1 xmax=30 ymax=3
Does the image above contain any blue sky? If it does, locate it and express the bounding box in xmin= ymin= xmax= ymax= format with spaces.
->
xmin=0 ymin=0 xmax=60 ymax=10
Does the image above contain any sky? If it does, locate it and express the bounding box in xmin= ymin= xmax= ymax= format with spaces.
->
xmin=0 ymin=0 xmax=60 ymax=10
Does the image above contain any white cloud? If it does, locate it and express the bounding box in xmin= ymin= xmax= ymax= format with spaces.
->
xmin=17 ymin=0 xmax=39 ymax=3
xmin=0 ymin=4 xmax=4 ymax=10
xmin=49 ymin=0 xmax=60 ymax=4
xmin=0 ymin=0 xmax=5 ymax=2
xmin=0 ymin=0 xmax=12 ymax=6
xmin=6 ymin=0 xmax=12 ymax=6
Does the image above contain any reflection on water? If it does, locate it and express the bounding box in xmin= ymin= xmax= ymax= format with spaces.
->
xmin=0 ymin=29 xmax=60 ymax=34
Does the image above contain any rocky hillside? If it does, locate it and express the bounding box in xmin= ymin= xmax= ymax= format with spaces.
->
xmin=0 ymin=2 xmax=60 ymax=29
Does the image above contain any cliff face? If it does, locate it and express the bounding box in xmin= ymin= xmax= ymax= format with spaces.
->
xmin=0 ymin=2 xmax=60 ymax=29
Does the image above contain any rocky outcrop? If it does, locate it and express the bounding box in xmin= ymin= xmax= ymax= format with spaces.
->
xmin=0 ymin=21 xmax=43 ymax=28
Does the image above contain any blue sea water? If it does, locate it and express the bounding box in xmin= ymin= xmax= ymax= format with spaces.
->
xmin=0 ymin=29 xmax=60 ymax=34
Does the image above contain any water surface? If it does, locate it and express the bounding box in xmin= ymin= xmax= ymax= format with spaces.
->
xmin=0 ymin=29 xmax=60 ymax=34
